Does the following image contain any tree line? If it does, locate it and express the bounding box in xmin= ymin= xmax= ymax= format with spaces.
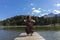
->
xmin=0 ymin=15 xmax=60 ymax=26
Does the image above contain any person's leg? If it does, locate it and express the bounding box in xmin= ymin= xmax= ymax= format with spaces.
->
xmin=30 ymin=27 xmax=34 ymax=36
xmin=26 ymin=32 xmax=29 ymax=36
xmin=30 ymin=30 xmax=33 ymax=36
xmin=25 ymin=27 xmax=29 ymax=36
xmin=29 ymin=30 xmax=33 ymax=36
xmin=30 ymin=33 xmax=32 ymax=36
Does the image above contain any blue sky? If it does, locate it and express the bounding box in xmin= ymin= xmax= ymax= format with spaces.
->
xmin=0 ymin=0 xmax=60 ymax=20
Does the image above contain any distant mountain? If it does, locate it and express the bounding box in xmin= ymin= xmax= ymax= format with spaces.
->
xmin=57 ymin=13 xmax=60 ymax=16
xmin=48 ymin=13 xmax=55 ymax=17
xmin=44 ymin=13 xmax=60 ymax=17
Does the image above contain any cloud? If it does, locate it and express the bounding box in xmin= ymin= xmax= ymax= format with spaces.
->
xmin=41 ymin=13 xmax=48 ymax=16
xmin=38 ymin=8 xmax=41 ymax=10
xmin=32 ymin=7 xmax=41 ymax=14
xmin=38 ymin=14 xmax=46 ymax=17
xmin=32 ymin=7 xmax=49 ymax=17
xmin=55 ymin=3 xmax=60 ymax=7
xmin=31 ymin=7 xmax=51 ymax=17
xmin=47 ymin=10 xmax=51 ymax=12
xmin=30 ymin=3 xmax=34 ymax=6
xmin=32 ymin=8 xmax=35 ymax=10
xmin=41 ymin=14 xmax=46 ymax=16
xmin=53 ymin=10 xmax=60 ymax=14
xmin=32 ymin=9 xmax=41 ymax=14
xmin=41 ymin=9 xmax=47 ymax=11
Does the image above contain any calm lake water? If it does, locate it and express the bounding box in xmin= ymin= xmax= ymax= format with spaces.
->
xmin=0 ymin=26 xmax=60 ymax=40
xmin=0 ymin=30 xmax=60 ymax=40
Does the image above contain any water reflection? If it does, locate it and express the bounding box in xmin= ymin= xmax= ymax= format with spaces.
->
xmin=0 ymin=30 xmax=60 ymax=40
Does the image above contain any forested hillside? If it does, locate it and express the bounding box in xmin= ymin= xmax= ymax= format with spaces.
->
xmin=0 ymin=15 xmax=60 ymax=26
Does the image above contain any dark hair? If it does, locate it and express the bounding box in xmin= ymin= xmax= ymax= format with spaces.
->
xmin=26 ymin=16 xmax=31 ymax=22
xmin=27 ymin=16 xmax=29 ymax=19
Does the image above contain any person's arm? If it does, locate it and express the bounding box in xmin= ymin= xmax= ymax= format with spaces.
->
xmin=31 ymin=19 xmax=35 ymax=23
xmin=24 ymin=19 xmax=26 ymax=22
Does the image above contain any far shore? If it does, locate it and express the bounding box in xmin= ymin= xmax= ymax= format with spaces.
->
xmin=0 ymin=25 xmax=54 ymax=27
xmin=0 ymin=25 xmax=59 ymax=31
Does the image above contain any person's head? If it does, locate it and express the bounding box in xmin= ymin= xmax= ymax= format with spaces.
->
xmin=26 ymin=16 xmax=31 ymax=21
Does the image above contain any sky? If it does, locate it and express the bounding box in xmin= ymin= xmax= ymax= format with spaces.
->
xmin=0 ymin=0 xmax=60 ymax=20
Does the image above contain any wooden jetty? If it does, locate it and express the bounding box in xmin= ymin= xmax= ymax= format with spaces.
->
xmin=14 ymin=32 xmax=46 ymax=40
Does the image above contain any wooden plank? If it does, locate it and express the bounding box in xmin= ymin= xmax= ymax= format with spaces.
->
xmin=14 ymin=32 xmax=46 ymax=40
